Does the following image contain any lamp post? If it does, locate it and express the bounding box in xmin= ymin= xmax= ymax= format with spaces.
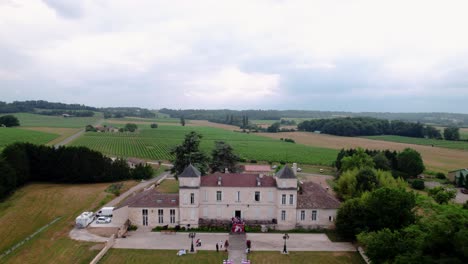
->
xmin=188 ymin=232 xmax=196 ymax=252
xmin=282 ymin=233 xmax=289 ymax=254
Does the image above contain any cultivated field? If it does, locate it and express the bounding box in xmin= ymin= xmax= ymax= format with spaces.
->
xmin=0 ymin=127 xmax=59 ymax=150
xmin=0 ymin=181 xmax=137 ymax=264
xmin=69 ymin=125 xmax=338 ymax=165
xmin=364 ymin=135 xmax=468 ymax=150
xmin=19 ymin=127 xmax=81 ymax=146
xmin=258 ymin=131 xmax=468 ymax=172
xmin=106 ymin=116 xmax=181 ymax=124
xmin=2 ymin=112 xmax=103 ymax=128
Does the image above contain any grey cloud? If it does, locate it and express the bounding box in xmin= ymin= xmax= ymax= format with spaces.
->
xmin=42 ymin=0 xmax=83 ymax=19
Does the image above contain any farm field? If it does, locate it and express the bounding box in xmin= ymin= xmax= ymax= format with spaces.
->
xmin=101 ymin=249 xmax=228 ymax=264
xmin=0 ymin=181 xmax=136 ymax=263
xmin=69 ymin=125 xmax=338 ymax=166
xmin=1 ymin=112 xmax=103 ymax=128
xmin=363 ymin=135 xmax=468 ymax=150
xmin=107 ymin=116 xmax=181 ymax=124
xmin=254 ymin=131 xmax=468 ymax=173
xmin=0 ymin=127 xmax=59 ymax=151
xmin=19 ymin=127 xmax=81 ymax=146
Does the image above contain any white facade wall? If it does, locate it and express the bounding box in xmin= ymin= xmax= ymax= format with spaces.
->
xmin=128 ymin=207 xmax=180 ymax=227
xmin=295 ymin=209 xmax=337 ymax=229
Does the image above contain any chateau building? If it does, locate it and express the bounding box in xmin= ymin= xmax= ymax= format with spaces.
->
xmin=114 ymin=165 xmax=340 ymax=230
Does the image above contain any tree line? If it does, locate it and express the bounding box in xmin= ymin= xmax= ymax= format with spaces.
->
xmin=298 ymin=117 xmax=461 ymax=140
xmin=0 ymin=143 xmax=153 ymax=200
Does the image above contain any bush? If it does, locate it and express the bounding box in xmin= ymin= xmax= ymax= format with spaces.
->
xmin=284 ymin=138 xmax=295 ymax=143
xmin=250 ymin=160 xmax=257 ymax=163
xmin=128 ymin=224 xmax=138 ymax=231
xmin=411 ymin=179 xmax=425 ymax=190
xmin=436 ymin=172 xmax=446 ymax=179
xmin=150 ymin=123 xmax=158 ymax=128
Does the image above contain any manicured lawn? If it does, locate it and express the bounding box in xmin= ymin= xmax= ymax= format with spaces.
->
xmin=249 ymin=251 xmax=365 ymax=264
xmin=70 ymin=125 xmax=338 ymax=165
xmin=0 ymin=127 xmax=59 ymax=151
xmin=363 ymin=135 xmax=468 ymax=150
xmin=1 ymin=112 xmax=102 ymax=128
xmin=0 ymin=181 xmax=137 ymax=264
xmin=100 ymin=249 xmax=228 ymax=264
xmin=157 ymin=179 xmax=179 ymax=193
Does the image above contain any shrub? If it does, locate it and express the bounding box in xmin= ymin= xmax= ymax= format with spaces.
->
xmin=150 ymin=123 xmax=158 ymax=128
xmin=250 ymin=160 xmax=257 ymax=163
xmin=411 ymin=179 xmax=425 ymax=190
xmin=128 ymin=224 xmax=138 ymax=231
xmin=436 ymin=172 xmax=446 ymax=179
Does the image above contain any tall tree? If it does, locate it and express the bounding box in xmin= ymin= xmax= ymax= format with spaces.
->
xmin=210 ymin=141 xmax=239 ymax=173
xmin=170 ymin=131 xmax=209 ymax=178
xmin=444 ymin=127 xmax=460 ymax=140
xmin=397 ymin=148 xmax=425 ymax=178
xmin=341 ymin=148 xmax=375 ymax=171
xmin=0 ymin=115 xmax=20 ymax=127
xmin=180 ymin=116 xmax=186 ymax=126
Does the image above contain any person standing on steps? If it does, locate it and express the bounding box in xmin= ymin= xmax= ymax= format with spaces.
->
xmin=224 ymin=239 xmax=229 ymax=252
xmin=216 ymin=243 xmax=219 ymax=252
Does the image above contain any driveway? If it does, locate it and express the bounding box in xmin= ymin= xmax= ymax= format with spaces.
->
xmin=113 ymin=232 xmax=356 ymax=252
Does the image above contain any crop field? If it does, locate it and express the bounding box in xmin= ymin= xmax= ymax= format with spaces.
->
xmin=363 ymin=135 xmax=468 ymax=150
xmin=255 ymin=131 xmax=468 ymax=172
xmin=1 ymin=112 xmax=102 ymax=128
xmin=0 ymin=181 xmax=133 ymax=264
xmin=69 ymin=125 xmax=338 ymax=165
xmin=0 ymin=127 xmax=59 ymax=150
xmin=107 ymin=116 xmax=180 ymax=124
xmin=460 ymin=128 xmax=468 ymax=140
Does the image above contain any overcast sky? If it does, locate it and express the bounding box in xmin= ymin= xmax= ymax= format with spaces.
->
xmin=1 ymin=0 xmax=468 ymax=112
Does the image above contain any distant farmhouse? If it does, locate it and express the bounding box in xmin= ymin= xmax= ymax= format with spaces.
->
xmin=113 ymin=165 xmax=339 ymax=230
xmin=448 ymin=168 xmax=468 ymax=182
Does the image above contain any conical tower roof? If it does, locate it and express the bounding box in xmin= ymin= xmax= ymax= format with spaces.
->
xmin=179 ymin=164 xmax=201 ymax=178
xmin=275 ymin=165 xmax=296 ymax=179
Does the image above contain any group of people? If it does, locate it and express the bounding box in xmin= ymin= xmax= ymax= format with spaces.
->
xmin=231 ymin=216 xmax=244 ymax=224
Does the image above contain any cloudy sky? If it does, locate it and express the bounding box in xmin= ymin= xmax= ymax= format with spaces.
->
xmin=1 ymin=0 xmax=468 ymax=112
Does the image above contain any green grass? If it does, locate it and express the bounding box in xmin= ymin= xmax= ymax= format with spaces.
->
xmin=157 ymin=179 xmax=179 ymax=193
xmin=100 ymin=249 xmax=228 ymax=264
xmin=70 ymin=125 xmax=338 ymax=165
xmin=107 ymin=116 xmax=181 ymax=123
xmin=363 ymin=135 xmax=468 ymax=150
xmin=1 ymin=112 xmax=102 ymax=128
xmin=0 ymin=127 xmax=59 ymax=150
xmin=248 ymin=251 xmax=365 ymax=264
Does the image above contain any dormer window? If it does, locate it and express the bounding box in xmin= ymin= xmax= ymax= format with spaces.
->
xmin=217 ymin=176 xmax=222 ymax=186
xmin=157 ymin=199 xmax=162 ymax=203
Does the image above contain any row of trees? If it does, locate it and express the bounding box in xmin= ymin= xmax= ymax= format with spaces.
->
xmin=0 ymin=100 xmax=97 ymax=113
xmin=0 ymin=143 xmax=153 ymax=200
xmin=298 ymin=117 xmax=461 ymax=140
xmin=335 ymin=148 xmax=425 ymax=179
xmin=35 ymin=110 xmax=95 ymax=117
xmin=170 ymin=131 xmax=239 ymax=178
xmin=0 ymin=115 xmax=20 ymax=127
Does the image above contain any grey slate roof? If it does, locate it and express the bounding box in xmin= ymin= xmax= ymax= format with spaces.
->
xmin=118 ymin=190 xmax=179 ymax=208
xmin=297 ymin=182 xmax=340 ymax=209
xmin=276 ymin=165 xmax=296 ymax=179
xmin=179 ymin=164 xmax=201 ymax=178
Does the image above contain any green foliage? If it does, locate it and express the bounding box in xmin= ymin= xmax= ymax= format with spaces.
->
xmin=444 ymin=126 xmax=460 ymax=140
xmin=124 ymin=123 xmax=138 ymax=132
xmin=85 ymin=125 xmax=96 ymax=132
xmin=127 ymin=224 xmax=138 ymax=231
xmin=340 ymin=148 xmax=375 ymax=171
xmin=428 ymin=186 xmax=456 ymax=204
xmin=372 ymin=152 xmax=391 ymax=170
xmin=180 ymin=116 xmax=185 ymax=126
xmin=0 ymin=115 xmax=20 ymax=127
xmin=150 ymin=123 xmax=158 ymax=128
xmin=397 ymin=148 xmax=425 ymax=178
xmin=266 ymin=122 xmax=280 ymax=133
xmin=336 ymin=168 xmax=406 ymax=200
xmin=105 ymin=183 xmax=123 ymax=196
xmin=210 ymin=141 xmax=239 ymax=173
xmin=131 ymin=164 xmax=154 ymax=180
xmin=365 ymin=135 xmax=468 ymax=150
xmin=336 ymin=187 xmax=416 ymax=239
xmin=0 ymin=158 xmax=16 ymax=200
xmin=170 ymin=131 xmax=209 ymax=178
xmin=411 ymin=179 xmax=425 ymax=190
xmin=457 ymin=173 xmax=465 ymax=187
xmin=436 ymin=172 xmax=446 ymax=179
